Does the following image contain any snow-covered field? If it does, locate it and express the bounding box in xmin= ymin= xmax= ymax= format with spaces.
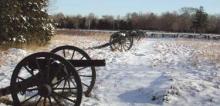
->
xmin=0 ymin=34 xmax=220 ymax=106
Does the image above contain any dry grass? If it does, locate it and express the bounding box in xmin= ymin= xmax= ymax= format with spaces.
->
xmin=0 ymin=42 xmax=50 ymax=51
xmin=53 ymin=34 xmax=109 ymax=42
xmin=56 ymin=29 xmax=112 ymax=36
xmin=0 ymin=29 xmax=111 ymax=52
xmin=174 ymin=39 xmax=220 ymax=65
xmin=0 ymin=96 xmax=12 ymax=105
xmin=55 ymin=29 xmax=111 ymax=41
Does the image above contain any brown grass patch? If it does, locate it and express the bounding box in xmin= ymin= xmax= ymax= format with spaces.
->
xmin=56 ymin=29 xmax=113 ymax=36
xmin=0 ymin=96 xmax=12 ymax=105
xmin=174 ymin=39 xmax=220 ymax=64
xmin=55 ymin=29 xmax=111 ymax=41
xmin=0 ymin=29 xmax=111 ymax=51
xmin=0 ymin=42 xmax=49 ymax=52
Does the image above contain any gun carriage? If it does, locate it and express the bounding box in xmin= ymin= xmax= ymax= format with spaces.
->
xmin=0 ymin=45 xmax=105 ymax=106
xmin=89 ymin=30 xmax=145 ymax=51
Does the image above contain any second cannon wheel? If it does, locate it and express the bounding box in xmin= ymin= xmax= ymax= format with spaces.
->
xmin=51 ymin=45 xmax=96 ymax=97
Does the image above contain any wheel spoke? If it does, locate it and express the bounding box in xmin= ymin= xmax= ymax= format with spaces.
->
xmin=48 ymin=97 xmax=53 ymax=106
xmin=52 ymin=77 xmax=65 ymax=86
xmin=126 ymin=41 xmax=131 ymax=44
xmin=69 ymin=78 xmax=77 ymax=87
xmin=24 ymin=66 xmax=34 ymax=76
xmin=120 ymin=44 xmax=123 ymax=51
xmin=51 ymin=95 xmax=63 ymax=105
xmin=125 ymin=43 xmax=130 ymax=48
xmin=67 ymin=79 xmax=71 ymax=90
xmin=80 ymin=56 xmax=85 ymax=60
xmin=17 ymin=76 xmax=25 ymax=81
xmin=53 ymin=92 xmax=76 ymax=103
xmin=43 ymin=97 xmax=47 ymax=106
xmin=79 ymin=75 xmax=92 ymax=77
xmin=35 ymin=59 xmax=44 ymax=81
xmin=76 ymin=66 xmax=88 ymax=71
xmin=82 ymin=82 xmax=90 ymax=88
xmin=35 ymin=96 xmax=42 ymax=106
xmin=71 ymin=50 xmax=75 ymax=60
xmin=62 ymin=79 xmax=67 ymax=94
xmin=122 ymin=44 xmax=126 ymax=50
xmin=63 ymin=49 xmax=66 ymax=58
xmin=114 ymin=44 xmax=119 ymax=50
xmin=54 ymin=87 xmax=77 ymax=90
xmin=35 ymin=59 xmax=42 ymax=72
xmin=45 ymin=58 xmax=51 ymax=83
xmin=21 ymin=93 xmax=38 ymax=105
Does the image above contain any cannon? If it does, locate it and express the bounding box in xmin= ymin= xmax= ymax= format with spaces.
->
xmin=88 ymin=30 xmax=135 ymax=52
xmin=109 ymin=31 xmax=133 ymax=51
xmin=88 ymin=30 xmax=145 ymax=52
xmin=0 ymin=45 xmax=106 ymax=106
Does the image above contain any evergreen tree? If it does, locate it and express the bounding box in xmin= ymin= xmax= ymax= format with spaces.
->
xmin=0 ymin=0 xmax=54 ymax=45
xmin=192 ymin=6 xmax=208 ymax=33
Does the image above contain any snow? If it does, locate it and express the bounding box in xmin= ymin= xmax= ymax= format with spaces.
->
xmin=0 ymin=36 xmax=220 ymax=106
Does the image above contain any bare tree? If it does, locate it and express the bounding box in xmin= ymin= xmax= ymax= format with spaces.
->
xmin=85 ymin=13 xmax=96 ymax=29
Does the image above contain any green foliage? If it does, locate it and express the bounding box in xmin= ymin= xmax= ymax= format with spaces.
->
xmin=0 ymin=0 xmax=54 ymax=45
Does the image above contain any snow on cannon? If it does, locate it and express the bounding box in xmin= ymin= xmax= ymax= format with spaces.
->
xmin=0 ymin=45 xmax=106 ymax=106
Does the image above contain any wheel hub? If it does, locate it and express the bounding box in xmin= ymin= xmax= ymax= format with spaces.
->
xmin=38 ymin=84 xmax=52 ymax=97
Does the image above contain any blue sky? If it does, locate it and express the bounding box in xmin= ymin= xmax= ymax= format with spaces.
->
xmin=49 ymin=0 xmax=220 ymax=16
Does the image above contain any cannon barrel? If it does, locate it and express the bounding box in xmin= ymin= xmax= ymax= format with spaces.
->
xmin=28 ymin=59 xmax=105 ymax=70
xmin=68 ymin=60 xmax=106 ymax=67
xmin=87 ymin=38 xmax=121 ymax=50
xmin=0 ymin=75 xmax=39 ymax=97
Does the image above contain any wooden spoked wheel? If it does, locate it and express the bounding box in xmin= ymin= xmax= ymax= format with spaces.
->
xmin=10 ymin=52 xmax=82 ymax=106
xmin=51 ymin=46 xmax=96 ymax=97
xmin=110 ymin=32 xmax=133 ymax=52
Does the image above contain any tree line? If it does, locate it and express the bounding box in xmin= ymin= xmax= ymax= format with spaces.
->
xmin=52 ymin=6 xmax=220 ymax=34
